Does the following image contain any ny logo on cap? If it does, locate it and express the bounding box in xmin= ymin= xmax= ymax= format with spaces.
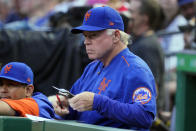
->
xmin=85 ymin=11 xmax=92 ymax=21
xmin=4 ymin=65 xmax=12 ymax=73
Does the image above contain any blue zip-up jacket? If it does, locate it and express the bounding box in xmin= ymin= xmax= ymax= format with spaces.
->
xmin=64 ymin=48 xmax=156 ymax=131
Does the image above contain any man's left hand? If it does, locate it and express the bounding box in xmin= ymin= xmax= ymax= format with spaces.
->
xmin=68 ymin=92 xmax=95 ymax=112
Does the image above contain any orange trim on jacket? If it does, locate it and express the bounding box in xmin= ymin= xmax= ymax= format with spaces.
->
xmin=2 ymin=98 xmax=39 ymax=117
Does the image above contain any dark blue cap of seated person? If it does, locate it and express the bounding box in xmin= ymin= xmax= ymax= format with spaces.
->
xmin=71 ymin=6 xmax=124 ymax=34
xmin=0 ymin=62 xmax=33 ymax=85
xmin=178 ymin=0 xmax=195 ymax=6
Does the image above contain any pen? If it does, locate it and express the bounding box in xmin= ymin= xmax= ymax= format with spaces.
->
xmin=56 ymin=94 xmax=63 ymax=109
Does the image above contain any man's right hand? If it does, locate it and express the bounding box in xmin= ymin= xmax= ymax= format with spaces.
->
xmin=48 ymin=95 xmax=69 ymax=116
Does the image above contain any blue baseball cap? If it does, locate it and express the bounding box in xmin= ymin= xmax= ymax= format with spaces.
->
xmin=71 ymin=6 xmax=124 ymax=34
xmin=178 ymin=0 xmax=195 ymax=6
xmin=0 ymin=62 xmax=33 ymax=85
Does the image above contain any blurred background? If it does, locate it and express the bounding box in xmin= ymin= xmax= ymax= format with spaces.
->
xmin=0 ymin=0 xmax=195 ymax=131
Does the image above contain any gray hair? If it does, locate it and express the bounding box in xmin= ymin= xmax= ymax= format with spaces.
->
xmin=106 ymin=29 xmax=131 ymax=46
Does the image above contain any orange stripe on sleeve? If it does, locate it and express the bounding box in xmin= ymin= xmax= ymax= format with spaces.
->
xmin=1 ymin=98 xmax=39 ymax=117
xmin=122 ymin=56 xmax=130 ymax=67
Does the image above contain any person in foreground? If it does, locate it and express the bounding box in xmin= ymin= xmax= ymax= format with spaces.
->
xmin=52 ymin=6 xmax=156 ymax=130
xmin=0 ymin=62 xmax=55 ymax=119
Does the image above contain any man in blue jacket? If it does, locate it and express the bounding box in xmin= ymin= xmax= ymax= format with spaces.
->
xmin=0 ymin=62 xmax=55 ymax=119
xmin=52 ymin=6 xmax=156 ymax=131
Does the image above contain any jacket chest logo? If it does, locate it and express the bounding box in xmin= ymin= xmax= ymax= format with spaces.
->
xmin=98 ymin=77 xmax=111 ymax=94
